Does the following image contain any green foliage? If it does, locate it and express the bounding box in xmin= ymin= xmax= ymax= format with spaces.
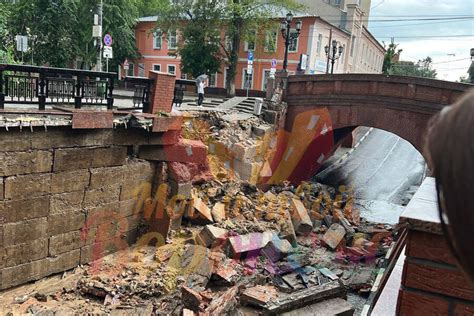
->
xmin=157 ymin=0 xmax=303 ymax=95
xmin=390 ymin=57 xmax=437 ymax=79
xmin=134 ymin=0 xmax=167 ymax=17
xmin=382 ymin=42 xmax=402 ymax=75
xmin=0 ymin=2 xmax=15 ymax=63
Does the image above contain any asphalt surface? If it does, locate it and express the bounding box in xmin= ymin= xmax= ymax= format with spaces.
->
xmin=316 ymin=127 xmax=426 ymax=224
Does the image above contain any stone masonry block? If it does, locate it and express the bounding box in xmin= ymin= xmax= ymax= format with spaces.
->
xmin=85 ymin=202 xmax=121 ymax=227
xmin=139 ymin=139 xmax=207 ymax=164
xmin=83 ymin=184 xmax=121 ymax=209
xmin=4 ymin=173 xmax=51 ymax=200
xmin=0 ymin=258 xmax=49 ymax=290
xmin=49 ymin=231 xmax=82 ymax=256
xmin=0 ymin=178 xmax=3 ymax=200
xmin=3 ymin=217 xmax=48 ymax=247
xmin=0 ymin=238 xmax=48 ymax=269
xmin=123 ymin=160 xmax=155 ymax=182
xmin=80 ymin=229 xmax=139 ymax=264
xmin=51 ymin=169 xmax=90 ymax=194
xmin=30 ymin=130 xmax=113 ymax=150
xmin=91 ymin=147 xmax=128 ymax=168
xmin=0 ymin=131 xmax=31 ymax=152
xmin=50 ymin=191 xmax=84 ymax=215
xmin=119 ymin=179 xmax=152 ymax=201
xmin=48 ymin=212 xmax=86 ymax=236
xmin=48 ymin=249 xmax=80 ymax=275
xmin=53 ymin=148 xmax=95 ymax=171
xmin=0 ymin=151 xmax=53 ymax=176
xmin=90 ymin=166 xmax=125 ymax=188
xmin=0 ymin=196 xmax=49 ymax=223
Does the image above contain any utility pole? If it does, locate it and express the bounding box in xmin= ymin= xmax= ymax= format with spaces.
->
xmin=326 ymin=29 xmax=332 ymax=74
xmin=93 ymin=0 xmax=103 ymax=72
xmin=98 ymin=0 xmax=103 ymax=72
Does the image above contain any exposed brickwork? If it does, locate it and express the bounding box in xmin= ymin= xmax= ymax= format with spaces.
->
xmin=397 ymin=289 xmax=450 ymax=315
xmin=148 ymin=70 xmax=176 ymax=114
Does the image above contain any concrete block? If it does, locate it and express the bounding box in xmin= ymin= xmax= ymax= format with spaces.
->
xmin=51 ymin=169 xmax=90 ymax=194
xmin=262 ymin=238 xmax=294 ymax=262
xmin=48 ymin=212 xmax=85 ymax=236
xmin=322 ymin=223 xmax=346 ymax=249
xmin=49 ymin=231 xmax=82 ymax=256
xmin=3 ymin=217 xmax=47 ymax=246
xmin=290 ymin=198 xmax=313 ymax=235
xmin=0 ymin=151 xmax=53 ymax=176
xmin=50 ymin=191 xmax=84 ymax=214
xmin=0 ymin=238 xmax=48 ymax=269
xmin=4 ymin=173 xmax=51 ymax=199
xmin=90 ymin=166 xmax=125 ymax=188
xmin=196 ymin=225 xmax=228 ymax=248
xmin=0 ymin=196 xmax=49 ymax=223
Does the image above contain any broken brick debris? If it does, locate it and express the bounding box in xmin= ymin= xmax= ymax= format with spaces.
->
xmin=290 ymin=198 xmax=314 ymax=235
xmin=262 ymin=238 xmax=294 ymax=262
xmin=227 ymin=232 xmax=275 ymax=258
xmin=196 ymin=225 xmax=228 ymax=248
xmin=322 ymin=223 xmax=346 ymax=249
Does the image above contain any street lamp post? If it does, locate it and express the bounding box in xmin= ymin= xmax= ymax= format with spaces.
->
xmin=325 ymin=40 xmax=344 ymax=74
xmin=280 ymin=12 xmax=302 ymax=72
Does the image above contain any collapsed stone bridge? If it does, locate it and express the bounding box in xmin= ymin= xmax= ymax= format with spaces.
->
xmin=262 ymin=74 xmax=472 ymax=184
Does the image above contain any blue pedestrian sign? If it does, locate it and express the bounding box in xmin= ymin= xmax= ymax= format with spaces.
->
xmin=104 ymin=34 xmax=113 ymax=47
xmin=271 ymin=58 xmax=277 ymax=68
xmin=248 ymin=51 xmax=254 ymax=62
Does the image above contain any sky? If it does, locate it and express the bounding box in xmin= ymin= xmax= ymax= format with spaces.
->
xmin=368 ymin=0 xmax=474 ymax=81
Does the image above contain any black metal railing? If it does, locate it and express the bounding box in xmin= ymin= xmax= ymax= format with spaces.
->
xmin=174 ymin=79 xmax=196 ymax=107
xmin=124 ymin=76 xmax=153 ymax=112
xmin=0 ymin=64 xmax=116 ymax=110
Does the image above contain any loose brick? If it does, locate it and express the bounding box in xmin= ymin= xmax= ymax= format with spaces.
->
xmin=227 ymin=232 xmax=275 ymax=258
xmin=211 ymin=202 xmax=226 ymax=223
xmin=4 ymin=173 xmax=51 ymax=199
xmin=49 ymin=231 xmax=82 ymax=256
xmin=48 ymin=212 xmax=86 ymax=236
xmin=90 ymin=166 xmax=124 ymax=188
xmin=404 ymin=260 xmax=474 ymax=301
xmin=0 ymin=196 xmax=49 ymax=223
xmin=48 ymin=249 xmax=80 ymax=275
xmin=397 ymin=289 xmax=449 ymax=316
xmin=0 ymin=258 xmax=49 ymax=290
xmin=50 ymin=191 xmax=84 ymax=214
xmin=322 ymin=223 xmax=346 ymax=249
xmin=83 ymin=184 xmax=121 ymax=209
xmin=53 ymin=148 xmax=95 ymax=171
xmin=139 ymin=139 xmax=207 ymax=164
xmin=289 ymin=198 xmax=313 ymax=235
xmin=233 ymin=159 xmax=262 ymax=183
xmin=51 ymin=169 xmax=90 ymax=194
xmin=3 ymin=217 xmax=47 ymax=246
xmin=91 ymin=147 xmax=127 ymax=168
xmin=170 ymin=180 xmax=192 ymax=198
xmin=0 ymin=238 xmax=48 ymax=269
xmin=0 ymin=151 xmax=52 ymax=176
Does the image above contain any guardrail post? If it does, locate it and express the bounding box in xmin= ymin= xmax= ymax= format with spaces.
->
xmin=107 ymin=77 xmax=114 ymax=110
xmin=38 ymin=72 xmax=46 ymax=110
xmin=75 ymin=76 xmax=82 ymax=109
xmin=0 ymin=71 xmax=4 ymax=110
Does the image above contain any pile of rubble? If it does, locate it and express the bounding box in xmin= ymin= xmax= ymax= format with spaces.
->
xmin=1 ymin=112 xmax=397 ymax=315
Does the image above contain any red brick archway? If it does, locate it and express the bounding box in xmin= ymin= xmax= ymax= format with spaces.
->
xmin=262 ymin=74 xmax=472 ymax=184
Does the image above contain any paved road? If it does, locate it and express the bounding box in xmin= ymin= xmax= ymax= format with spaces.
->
xmin=315 ymin=127 xmax=426 ymax=224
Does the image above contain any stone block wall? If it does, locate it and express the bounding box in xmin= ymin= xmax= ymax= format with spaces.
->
xmin=0 ymin=129 xmax=157 ymax=290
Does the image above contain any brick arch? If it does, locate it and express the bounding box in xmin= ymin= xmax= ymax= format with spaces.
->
xmin=263 ymin=74 xmax=473 ymax=184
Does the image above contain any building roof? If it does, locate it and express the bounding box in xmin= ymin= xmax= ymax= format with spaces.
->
xmin=362 ymin=25 xmax=386 ymax=52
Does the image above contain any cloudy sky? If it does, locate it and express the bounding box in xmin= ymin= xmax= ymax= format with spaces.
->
xmin=368 ymin=0 xmax=474 ymax=81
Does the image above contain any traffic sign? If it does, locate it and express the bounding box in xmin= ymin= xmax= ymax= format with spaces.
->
xmin=15 ymin=35 xmax=28 ymax=52
xmin=123 ymin=59 xmax=129 ymax=70
xmin=247 ymin=64 xmax=253 ymax=75
xmin=104 ymin=34 xmax=113 ymax=47
xmin=271 ymin=58 xmax=277 ymax=68
xmin=248 ymin=51 xmax=254 ymax=62
xmin=103 ymin=46 xmax=113 ymax=59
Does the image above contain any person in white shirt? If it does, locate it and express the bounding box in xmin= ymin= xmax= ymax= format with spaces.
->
xmin=197 ymin=79 xmax=206 ymax=106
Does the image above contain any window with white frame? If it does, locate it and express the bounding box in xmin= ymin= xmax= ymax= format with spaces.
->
xmin=138 ymin=63 xmax=145 ymax=77
xmin=242 ymin=69 xmax=253 ymax=89
xmin=153 ymin=64 xmax=161 ymax=72
xmin=264 ymin=30 xmax=277 ymax=52
xmin=288 ymin=30 xmax=299 ymax=53
xmin=316 ymin=34 xmax=323 ymax=54
xmin=127 ymin=63 xmax=134 ymax=77
xmin=153 ymin=30 xmax=162 ymax=49
xmin=168 ymin=30 xmax=177 ymax=50
xmin=181 ymin=73 xmax=188 ymax=79
xmin=209 ymin=73 xmax=217 ymax=87
xmin=244 ymin=30 xmax=256 ymax=52
xmin=167 ymin=64 xmax=176 ymax=75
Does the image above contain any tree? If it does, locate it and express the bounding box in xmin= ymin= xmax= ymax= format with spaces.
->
xmin=390 ymin=57 xmax=437 ymax=79
xmin=382 ymin=41 xmax=402 ymax=75
xmin=0 ymin=2 xmax=15 ymax=63
xmin=134 ymin=0 xmax=167 ymax=17
xmin=157 ymin=0 xmax=302 ymax=96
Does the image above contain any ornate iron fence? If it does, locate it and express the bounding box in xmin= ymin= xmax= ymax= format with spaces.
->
xmin=0 ymin=64 xmax=116 ymax=110
xmin=124 ymin=76 xmax=152 ymax=112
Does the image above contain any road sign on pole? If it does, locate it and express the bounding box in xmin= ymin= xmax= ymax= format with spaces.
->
xmin=104 ymin=34 xmax=112 ymax=47
xmin=248 ymin=51 xmax=254 ymax=62
xmin=271 ymin=58 xmax=277 ymax=68
xmin=123 ymin=59 xmax=129 ymax=70
xmin=103 ymin=46 xmax=113 ymax=59
xmin=15 ymin=35 xmax=28 ymax=53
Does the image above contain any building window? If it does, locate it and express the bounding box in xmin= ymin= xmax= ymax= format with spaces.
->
xmin=316 ymin=34 xmax=323 ymax=54
xmin=244 ymin=30 xmax=256 ymax=52
xmin=288 ymin=30 xmax=299 ymax=53
xmin=168 ymin=31 xmax=177 ymax=50
xmin=262 ymin=70 xmax=271 ymax=91
xmin=209 ymin=73 xmax=217 ymax=87
xmin=341 ymin=44 xmax=346 ymax=64
xmin=350 ymin=35 xmax=356 ymax=57
xmin=138 ymin=63 xmax=145 ymax=77
xmin=264 ymin=30 xmax=277 ymax=52
xmin=168 ymin=65 xmax=176 ymax=75
xmin=242 ymin=69 xmax=253 ymax=89
xmin=153 ymin=30 xmax=162 ymax=49
xmin=181 ymin=73 xmax=188 ymax=79
xmin=153 ymin=64 xmax=161 ymax=72
xmin=127 ymin=63 xmax=134 ymax=77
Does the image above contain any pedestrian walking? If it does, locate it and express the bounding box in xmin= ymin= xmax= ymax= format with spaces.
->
xmin=197 ymin=79 xmax=206 ymax=107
